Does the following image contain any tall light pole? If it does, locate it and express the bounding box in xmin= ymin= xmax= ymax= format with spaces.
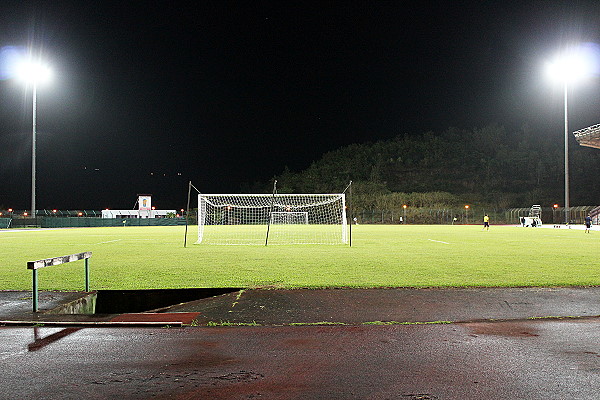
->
xmin=17 ymin=60 xmax=51 ymax=218
xmin=31 ymin=81 xmax=37 ymax=217
xmin=563 ymin=79 xmax=569 ymax=225
xmin=547 ymin=46 xmax=591 ymax=225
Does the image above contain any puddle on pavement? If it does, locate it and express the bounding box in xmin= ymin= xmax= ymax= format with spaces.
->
xmin=51 ymin=288 xmax=241 ymax=315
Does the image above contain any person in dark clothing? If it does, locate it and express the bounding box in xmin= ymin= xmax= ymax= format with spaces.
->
xmin=585 ymin=215 xmax=592 ymax=233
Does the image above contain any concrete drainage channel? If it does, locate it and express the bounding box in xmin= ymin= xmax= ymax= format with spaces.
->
xmin=96 ymin=288 xmax=241 ymax=314
xmin=49 ymin=288 xmax=241 ymax=315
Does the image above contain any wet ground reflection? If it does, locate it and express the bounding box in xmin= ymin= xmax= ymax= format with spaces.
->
xmin=28 ymin=327 xmax=81 ymax=352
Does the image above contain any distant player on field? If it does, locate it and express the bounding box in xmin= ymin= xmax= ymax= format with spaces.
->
xmin=585 ymin=214 xmax=592 ymax=233
xmin=483 ymin=214 xmax=490 ymax=231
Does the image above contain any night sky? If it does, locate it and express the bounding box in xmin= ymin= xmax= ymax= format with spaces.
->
xmin=2 ymin=1 xmax=600 ymax=210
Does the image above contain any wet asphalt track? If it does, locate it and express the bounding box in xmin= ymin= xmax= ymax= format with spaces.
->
xmin=1 ymin=320 xmax=599 ymax=399
xmin=1 ymin=288 xmax=599 ymax=399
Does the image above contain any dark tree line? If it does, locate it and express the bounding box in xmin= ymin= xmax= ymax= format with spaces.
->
xmin=249 ymin=124 xmax=600 ymax=211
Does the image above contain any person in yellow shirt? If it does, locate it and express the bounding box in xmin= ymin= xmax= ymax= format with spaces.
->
xmin=483 ymin=214 xmax=490 ymax=231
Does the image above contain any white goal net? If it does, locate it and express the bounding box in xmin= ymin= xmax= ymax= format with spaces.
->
xmin=197 ymin=194 xmax=347 ymax=245
xmin=270 ymin=211 xmax=309 ymax=225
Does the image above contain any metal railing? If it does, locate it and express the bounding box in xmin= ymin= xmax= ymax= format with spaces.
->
xmin=27 ymin=252 xmax=92 ymax=312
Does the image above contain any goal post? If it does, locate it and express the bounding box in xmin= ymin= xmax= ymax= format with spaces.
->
xmin=197 ymin=193 xmax=347 ymax=245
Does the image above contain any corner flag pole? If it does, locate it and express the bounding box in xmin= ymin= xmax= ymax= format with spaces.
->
xmin=265 ymin=180 xmax=278 ymax=246
xmin=349 ymin=181 xmax=353 ymax=247
xmin=184 ymin=181 xmax=201 ymax=248
xmin=343 ymin=180 xmax=353 ymax=247
xmin=184 ymin=181 xmax=192 ymax=248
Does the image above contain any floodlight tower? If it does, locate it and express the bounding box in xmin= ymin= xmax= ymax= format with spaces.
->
xmin=17 ymin=59 xmax=52 ymax=217
xmin=546 ymin=47 xmax=591 ymax=224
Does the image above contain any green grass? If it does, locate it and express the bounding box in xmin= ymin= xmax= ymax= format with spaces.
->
xmin=0 ymin=225 xmax=599 ymax=291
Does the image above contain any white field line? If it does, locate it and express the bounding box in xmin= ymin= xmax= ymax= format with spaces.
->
xmin=427 ymin=239 xmax=450 ymax=244
xmin=94 ymin=239 xmax=123 ymax=245
xmin=0 ymin=229 xmax=53 ymax=233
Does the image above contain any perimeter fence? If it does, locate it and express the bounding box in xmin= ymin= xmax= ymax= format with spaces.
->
xmin=506 ymin=206 xmax=598 ymax=225
xmin=353 ymin=206 xmax=599 ymax=225
xmin=0 ymin=209 xmax=186 ymax=228
xmin=354 ymin=208 xmax=506 ymax=225
xmin=1 ymin=206 xmax=597 ymax=227
xmin=38 ymin=217 xmax=187 ymax=228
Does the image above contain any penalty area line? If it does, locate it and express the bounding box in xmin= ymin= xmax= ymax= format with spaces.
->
xmin=427 ymin=239 xmax=451 ymax=245
xmin=94 ymin=239 xmax=123 ymax=245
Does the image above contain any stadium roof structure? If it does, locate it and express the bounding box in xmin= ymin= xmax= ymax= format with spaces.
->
xmin=574 ymin=123 xmax=600 ymax=149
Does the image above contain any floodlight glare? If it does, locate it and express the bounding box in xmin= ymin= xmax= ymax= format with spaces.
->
xmin=546 ymin=46 xmax=594 ymax=84
xmin=17 ymin=61 xmax=52 ymax=84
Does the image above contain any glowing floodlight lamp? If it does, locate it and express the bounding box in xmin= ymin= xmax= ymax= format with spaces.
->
xmin=16 ymin=61 xmax=52 ymax=84
xmin=546 ymin=56 xmax=588 ymax=84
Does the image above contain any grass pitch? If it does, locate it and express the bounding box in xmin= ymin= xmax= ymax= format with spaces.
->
xmin=0 ymin=225 xmax=598 ymax=291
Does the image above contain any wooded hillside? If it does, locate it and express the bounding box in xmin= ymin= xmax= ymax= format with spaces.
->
xmin=267 ymin=124 xmax=600 ymax=210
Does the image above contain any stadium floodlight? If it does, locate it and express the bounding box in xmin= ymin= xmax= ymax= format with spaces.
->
xmin=16 ymin=61 xmax=52 ymax=84
xmin=17 ymin=58 xmax=52 ymax=218
xmin=546 ymin=51 xmax=592 ymax=83
xmin=546 ymin=46 xmax=593 ymax=224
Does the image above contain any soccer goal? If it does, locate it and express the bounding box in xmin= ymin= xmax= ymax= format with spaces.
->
xmin=197 ymin=193 xmax=348 ymax=245
xmin=270 ymin=211 xmax=309 ymax=225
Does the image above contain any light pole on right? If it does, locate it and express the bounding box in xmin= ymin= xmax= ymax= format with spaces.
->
xmin=547 ymin=46 xmax=591 ymax=225
xmin=547 ymin=47 xmax=591 ymax=225
xmin=563 ymin=79 xmax=570 ymax=225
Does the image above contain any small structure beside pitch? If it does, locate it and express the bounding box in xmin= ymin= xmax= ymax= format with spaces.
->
xmin=522 ymin=205 xmax=543 ymax=227
xmin=101 ymin=195 xmax=176 ymax=219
